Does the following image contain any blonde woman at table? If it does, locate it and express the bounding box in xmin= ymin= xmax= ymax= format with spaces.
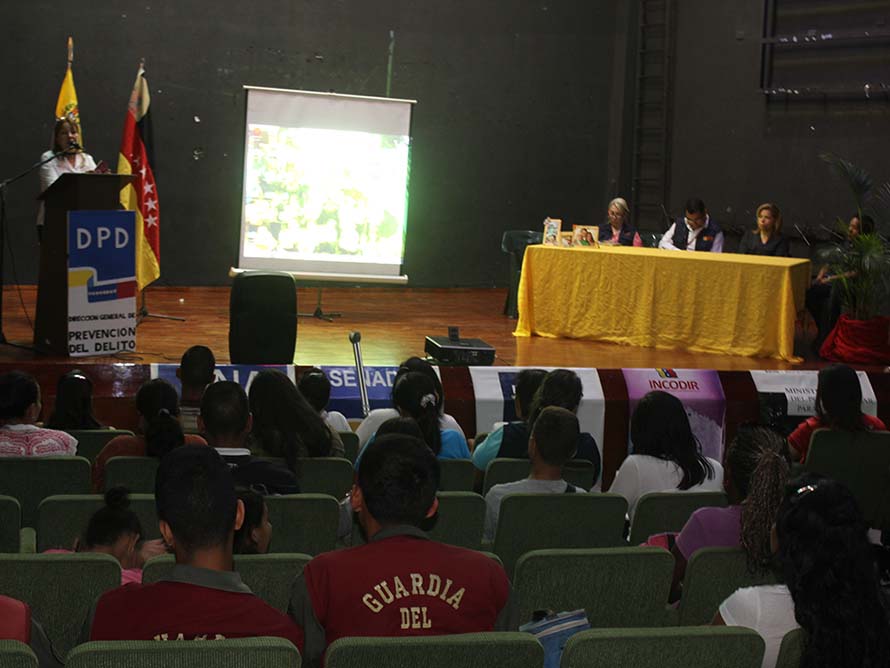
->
xmin=737 ymin=203 xmax=791 ymax=257
xmin=598 ymin=197 xmax=642 ymax=246
xmin=659 ymin=197 xmax=724 ymax=252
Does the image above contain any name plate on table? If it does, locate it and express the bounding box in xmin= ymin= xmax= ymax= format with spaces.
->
xmin=468 ymin=367 xmax=606 ymax=459
xmin=67 ymin=211 xmax=137 ymax=357
xmin=622 ymin=368 xmax=726 ymax=462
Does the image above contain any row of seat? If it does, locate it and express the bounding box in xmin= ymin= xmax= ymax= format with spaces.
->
xmin=0 ymin=625 xmax=807 ymax=668
xmin=0 ymin=455 xmax=603 ymax=529
xmin=1 ymin=490 xmax=730 ymax=562
xmin=0 ymin=547 xmax=786 ymax=664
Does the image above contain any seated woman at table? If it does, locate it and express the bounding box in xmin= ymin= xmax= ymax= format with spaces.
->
xmin=598 ymin=197 xmax=642 ymax=247
xmin=737 ymin=202 xmax=791 ymax=256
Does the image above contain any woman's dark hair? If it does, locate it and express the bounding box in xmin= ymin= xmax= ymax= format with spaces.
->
xmin=514 ymin=369 xmax=547 ymax=420
xmin=725 ymin=425 xmax=790 ymax=573
xmin=392 ymin=372 xmax=442 ymax=455
xmin=144 ymin=409 xmax=185 ymax=459
xmin=80 ymin=487 xmax=142 ymax=549
xmin=297 ymin=368 xmax=332 ymax=413
xmin=776 ymin=474 xmax=890 ymax=668
xmin=233 ymin=487 xmax=268 ymax=555
xmin=135 ymin=379 xmax=181 ymax=422
xmin=248 ymin=369 xmax=334 ymax=472
xmin=815 ymin=364 xmax=864 ymax=432
xmin=527 ymin=369 xmax=583 ymax=426
xmin=0 ymin=371 xmax=40 ymax=421
xmin=630 ymin=391 xmax=714 ymax=489
xmin=394 ymin=357 xmax=446 ymax=416
xmin=376 ymin=416 xmax=425 ymax=442
xmin=46 ymin=370 xmax=103 ymax=430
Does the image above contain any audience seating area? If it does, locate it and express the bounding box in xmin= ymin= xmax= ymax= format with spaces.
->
xmin=65 ymin=638 xmax=302 ymax=668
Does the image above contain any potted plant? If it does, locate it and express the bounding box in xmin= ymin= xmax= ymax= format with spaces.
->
xmin=815 ymin=153 xmax=890 ymax=363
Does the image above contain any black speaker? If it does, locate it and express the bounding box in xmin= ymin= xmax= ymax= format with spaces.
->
xmin=229 ymin=271 xmax=297 ymax=364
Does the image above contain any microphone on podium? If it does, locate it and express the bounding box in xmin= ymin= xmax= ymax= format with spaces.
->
xmin=67 ymin=140 xmax=82 ymax=151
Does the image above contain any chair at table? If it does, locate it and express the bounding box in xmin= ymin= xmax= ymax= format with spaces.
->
xmin=628 ymin=491 xmax=728 ymax=545
xmin=66 ymin=638 xmax=301 ymax=668
xmin=805 ymin=429 xmax=890 ymax=531
xmin=501 ymin=230 xmax=543 ymax=319
xmin=0 ymin=641 xmax=37 ymax=668
xmin=560 ymin=626 xmax=764 ymax=668
xmin=325 ymin=633 xmax=543 ymax=668
xmin=438 ymin=459 xmax=476 ymax=491
xmin=513 ymin=547 xmax=673 ymax=627
xmin=492 ymin=493 xmax=627 ymax=578
xmin=105 ymin=456 xmax=159 ymax=493
xmin=263 ymin=494 xmax=339 ymax=555
xmin=36 ymin=494 xmax=161 ymax=551
xmin=0 ymin=553 xmax=121 ymax=658
xmin=673 ymin=547 xmax=776 ymax=626
xmin=0 ymin=496 xmax=21 ymax=553
xmin=295 ymin=457 xmax=353 ymax=499
xmin=0 ymin=457 xmax=91 ymax=527
xmin=65 ymin=429 xmax=134 ymax=463
xmin=143 ymin=553 xmax=311 ymax=612
xmin=426 ymin=492 xmax=485 ymax=550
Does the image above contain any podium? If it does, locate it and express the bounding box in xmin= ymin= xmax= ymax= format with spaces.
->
xmin=34 ymin=173 xmax=134 ymax=355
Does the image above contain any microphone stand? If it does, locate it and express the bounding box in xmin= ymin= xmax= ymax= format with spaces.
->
xmin=0 ymin=148 xmax=72 ymax=349
xmin=349 ymin=331 xmax=370 ymax=418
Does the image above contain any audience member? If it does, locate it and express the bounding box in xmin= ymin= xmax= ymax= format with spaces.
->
xmin=247 ymin=369 xmax=344 ymax=469
xmin=0 ymin=371 xmax=77 ymax=457
xmin=473 ymin=368 xmax=546 ymax=459
xmin=298 ymin=367 xmax=351 ymax=433
xmin=86 ymin=446 xmax=303 ymax=647
xmin=201 ymin=381 xmax=299 ymax=495
xmin=483 ymin=406 xmax=585 ymax=541
xmin=787 ymin=364 xmax=886 ymax=463
xmin=289 ymin=434 xmax=514 ymax=666
xmin=46 ymin=487 xmax=165 ymax=585
xmin=737 ymin=203 xmax=791 ymax=257
xmin=670 ymin=425 xmax=789 ymax=599
xmin=355 ymin=357 xmax=465 ymax=448
xmin=0 ymin=595 xmax=61 ymax=668
xmin=45 ymin=369 xmax=106 ymax=430
xmin=716 ymin=474 xmax=890 ymax=668
xmin=659 ymin=197 xmax=724 ymax=252
xmin=472 ymin=369 xmax=601 ymax=489
xmin=355 ymin=372 xmax=470 ymax=468
xmin=92 ymin=379 xmax=206 ymax=491
xmin=177 ymin=345 xmax=216 ymax=433
xmin=609 ymin=391 xmax=723 ymax=521
xmin=233 ymin=487 xmax=272 ymax=555
xmin=599 ymin=197 xmax=642 ymax=246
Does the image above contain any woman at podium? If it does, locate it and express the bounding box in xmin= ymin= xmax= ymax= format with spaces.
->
xmin=36 ymin=116 xmax=97 ymax=230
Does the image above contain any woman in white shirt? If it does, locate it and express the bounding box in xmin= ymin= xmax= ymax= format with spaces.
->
xmin=37 ymin=116 xmax=97 ymax=230
xmin=715 ymin=474 xmax=890 ymax=668
xmin=608 ymin=391 xmax=722 ymax=521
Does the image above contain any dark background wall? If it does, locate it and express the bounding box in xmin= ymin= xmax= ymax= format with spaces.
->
xmin=4 ymin=1 xmax=888 ymax=287
xmin=668 ymin=1 xmax=890 ymax=250
xmin=2 ymin=0 xmax=622 ymax=287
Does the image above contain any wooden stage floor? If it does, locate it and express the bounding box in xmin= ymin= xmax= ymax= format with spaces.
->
xmin=0 ymin=285 xmax=826 ymax=370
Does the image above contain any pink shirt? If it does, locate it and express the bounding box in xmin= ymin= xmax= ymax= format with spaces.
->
xmin=675 ymin=505 xmax=742 ymax=560
xmin=610 ymin=227 xmax=643 ymax=247
xmin=0 ymin=424 xmax=77 ymax=457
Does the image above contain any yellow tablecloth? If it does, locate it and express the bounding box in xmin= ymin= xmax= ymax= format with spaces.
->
xmin=514 ymin=245 xmax=811 ymax=361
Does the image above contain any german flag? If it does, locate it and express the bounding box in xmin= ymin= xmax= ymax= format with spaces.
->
xmin=118 ymin=60 xmax=160 ymax=290
xmin=55 ymin=37 xmax=82 ymax=142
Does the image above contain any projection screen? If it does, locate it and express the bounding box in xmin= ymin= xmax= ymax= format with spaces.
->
xmin=238 ymin=86 xmax=414 ymax=282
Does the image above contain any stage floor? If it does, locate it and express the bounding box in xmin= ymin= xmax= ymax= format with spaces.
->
xmin=0 ymin=285 xmax=827 ymax=371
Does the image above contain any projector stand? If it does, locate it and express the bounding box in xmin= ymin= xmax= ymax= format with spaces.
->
xmin=298 ymin=287 xmax=342 ymax=322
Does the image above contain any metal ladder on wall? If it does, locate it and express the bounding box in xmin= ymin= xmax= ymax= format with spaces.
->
xmin=630 ymin=0 xmax=676 ymax=233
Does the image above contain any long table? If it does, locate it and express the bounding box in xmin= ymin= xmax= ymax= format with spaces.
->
xmin=514 ymin=245 xmax=811 ymax=361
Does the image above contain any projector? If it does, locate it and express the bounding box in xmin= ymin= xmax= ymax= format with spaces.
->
xmin=425 ymin=328 xmax=495 ymax=366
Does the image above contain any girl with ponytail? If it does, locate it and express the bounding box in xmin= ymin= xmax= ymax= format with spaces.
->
xmin=670 ymin=425 xmax=790 ymax=599
xmin=354 ymin=372 xmax=470 ymax=468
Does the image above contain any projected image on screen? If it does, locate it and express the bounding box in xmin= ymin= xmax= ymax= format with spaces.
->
xmin=243 ymin=125 xmax=409 ymax=264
